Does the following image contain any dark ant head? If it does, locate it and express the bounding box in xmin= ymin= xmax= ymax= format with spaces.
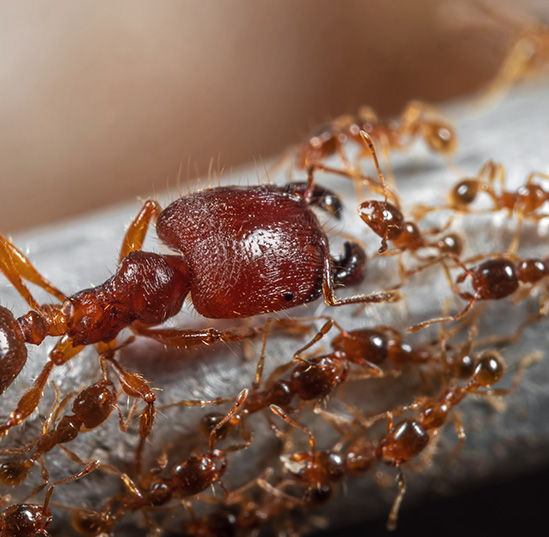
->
xmin=290 ymin=355 xmax=349 ymax=401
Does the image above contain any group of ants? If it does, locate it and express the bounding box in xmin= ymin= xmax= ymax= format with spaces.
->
xmin=2 ymin=21 xmax=549 ymax=533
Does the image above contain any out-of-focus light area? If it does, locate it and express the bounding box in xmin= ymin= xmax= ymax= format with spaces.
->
xmin=0 ymin=0 xmax=546 ymax=232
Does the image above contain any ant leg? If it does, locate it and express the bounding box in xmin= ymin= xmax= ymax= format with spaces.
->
xmin=42 ymin=460 xmax=101 ymax=511
xmin=526 ymin=170 xmax=549 ymax=184
xmin=253 ymin=318 xmax=273 ymax=389
xmin=0 ymin=236 xmax=65 ymax=304
xmin=270 ymin=405 xmax=316 ymax=453
xmin=406 ymin=294 xmax=477 ymax=333
xmin=0 ymin=361 xmax=55 ymax=437
xmin=292 ymin=319 xmax=334 ymax=364
xmin=386 ymin=466 xmax=406 ymax=531
xmin=101 ymin=354 xmax=155 ymax=440
xmin=321 ymin=244 xmax=401 ymax=307
xmin=118 ymin=199 xmax=163 ymax=261
xmin=132 ymin=323 xmax=264 ymax=347
xmin=306 ymin=161 xmax=394 ymax=202
xmin=451 ymin=411 xmax=467 ymax=460
xmin=477 ymin=35 xmax=539 ymax=107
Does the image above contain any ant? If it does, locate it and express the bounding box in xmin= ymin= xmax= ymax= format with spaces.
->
xmin=353 ymin=130 xmax=465 ymax=296
xmin=0 ymin=459 xmax=100 ymax=537
xmin=0 ymin=167 xmax=401 ymax=438
xmin=295 ymin=101 xmax=457 ymax=171
xmin=197 ymin=313 xmax=425 ymax=444
xmin=332 ymin=344 xmax=536 ymax=530
xmin=414 ymin=161 xmax=549 ymax=253
xmin=0 ymin=357 xmax=139 ymax=490
xmin=474 ymin=2 xmax=549 ymax=106
xmin=106 ymin=389 xmax=249 ymax=534
xmin=268 ymin=405 xmax=346 ymax=506
xmin=407 ymin=253 xmax=549 ymax=332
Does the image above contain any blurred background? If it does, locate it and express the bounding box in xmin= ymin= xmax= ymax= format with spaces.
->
xmin=1 ymin=0 xmax=547 ymax=233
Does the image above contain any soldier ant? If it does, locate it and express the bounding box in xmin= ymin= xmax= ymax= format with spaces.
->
xmin=295 ymin=101 xmax=457 ymax=171
xmin=0 ymin=167 xmax=401 ymax=438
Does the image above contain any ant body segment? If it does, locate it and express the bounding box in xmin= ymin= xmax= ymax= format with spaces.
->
xmin=0 ymin=170 xmax=400 ymax=438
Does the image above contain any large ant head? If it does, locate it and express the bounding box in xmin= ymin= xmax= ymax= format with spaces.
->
xmin=422 ymin=119 xmax=457 ymax=155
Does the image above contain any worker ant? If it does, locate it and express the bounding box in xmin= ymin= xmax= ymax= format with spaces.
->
xmin=357 ymin=131 xmax=464 ymax=258
xmin=295 ymin=101 xmax=457 ymax=171
xmin=414 ymin=161 xmax=549 ymax=252
xmin=104 ymin=389 xmax=249 ymax=535
xmin=0 ymin=459 xmax=100 ymax=537
xmin=0 ymin=167 xmax=401 ymax=438
xmin=407 ymin=254 xmax=549 ymax=332
xmin=0 ymin=357 xmax=141 ymax=491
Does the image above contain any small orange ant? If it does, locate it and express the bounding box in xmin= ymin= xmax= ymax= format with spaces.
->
xmin=296 ymin=101 xmax=457 ymax=171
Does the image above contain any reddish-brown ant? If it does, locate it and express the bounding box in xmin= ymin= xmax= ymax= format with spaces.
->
xmin=295 ymin=101 xmax=457 ymax=171
xmin=108 ymin=389 xmax=249 ymax=532
xmin=407 ymin=254 xmax=549 ymax=332
xmin=0 ymin=361 xmax=130 ymax=490
xmin=0 ymin=169 xmax=401 ymax=438
xmin=357 ymin=131 xmax=464 ymax=273
xmin=414 ymin=161 xmax=549 ymax=252
xmin=0 ymin=459 xmax=100 ymax=537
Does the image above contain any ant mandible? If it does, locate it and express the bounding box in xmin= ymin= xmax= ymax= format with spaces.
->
xmin=0 ymin=168 xmax=401 ymax=437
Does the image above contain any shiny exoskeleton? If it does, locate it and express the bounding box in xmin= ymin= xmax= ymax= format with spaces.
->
xmin=296 ymin=101 xmax=457 ymax=169
xmin=0 ymin=177 xmax=399 ymax=437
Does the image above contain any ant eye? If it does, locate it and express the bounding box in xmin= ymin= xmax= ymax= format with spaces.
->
xmin=284 ymin=293 xmax=294 ymax=302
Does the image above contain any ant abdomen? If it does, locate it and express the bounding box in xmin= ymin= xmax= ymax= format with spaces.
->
xmin=464 ymin=258 xmax=519 ymax=299
xmin=473 ymin=351 xmax=505 ymax=388
xmin=331 ymin=328 xmax=388 ymax=365
xmin=378 ymin=420 xmax=430 ymax=466
xmin=0 ymin=306 xmax=27 ymax=397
